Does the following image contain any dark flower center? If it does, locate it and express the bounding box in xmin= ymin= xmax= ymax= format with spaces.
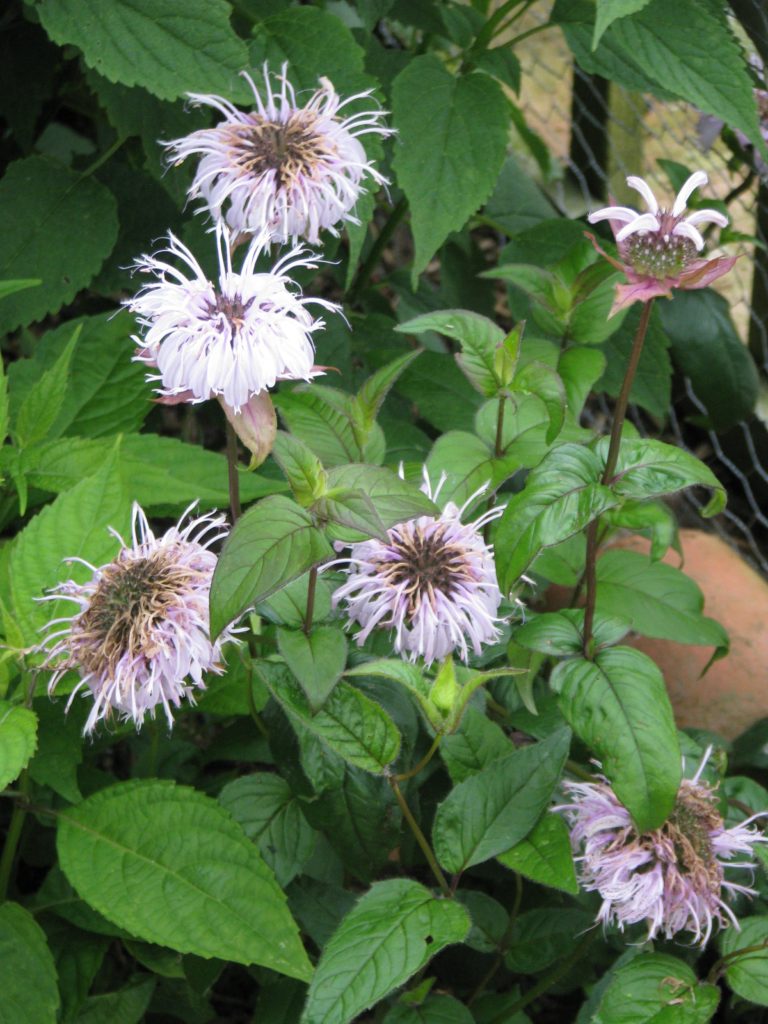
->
xmin=663 ymin=782 xmax=723 ymax=891
xmin=76 ymin=553 xmax=198 ymax=670
xmin=377 ymin=523 xmax=474 ymax=618
xmin=232 ymin=114 xmax=331 ymax=188
xmin=627 ymin=228 xmax=697 ymax=280
xmin=204 ymin=292 xmax=254 ymax=329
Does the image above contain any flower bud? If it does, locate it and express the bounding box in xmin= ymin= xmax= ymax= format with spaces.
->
xmin=219 ymin=391 xmax=277 ymax=469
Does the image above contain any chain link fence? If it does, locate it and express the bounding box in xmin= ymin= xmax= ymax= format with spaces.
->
xmin=511 ymin=2 xmax=768 ymax=574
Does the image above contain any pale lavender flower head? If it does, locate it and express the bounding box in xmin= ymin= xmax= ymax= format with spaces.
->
xmin=124 ymin=224 xmax=339 ymax=413
xmin=559 ymin=750 xmax=766 ymax=945
xmin=587 ymin=171 xmax=736 ymax=315
xmin=39 ymin=503 xmax=240 ymax=734
xmin=165 ymin=63 xmax=393 ymax=245
xmin=332 ymin=471 xmax=506 ymax=666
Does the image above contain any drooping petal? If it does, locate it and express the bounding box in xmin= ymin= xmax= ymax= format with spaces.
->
xmin=671 ymin=170 xmax=709 ymax=217
xmin=626 ymin=175 xmax=660 ymax=214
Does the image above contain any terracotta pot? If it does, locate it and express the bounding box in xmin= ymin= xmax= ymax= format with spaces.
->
xmin=546 ymin=529 xmax=768 ymax=740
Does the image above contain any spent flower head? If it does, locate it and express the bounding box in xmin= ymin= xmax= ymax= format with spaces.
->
xmin=125 ymin=224 xmax=339 ymax=413
xmin=39 ymin=503 xmax=239 ymax=734
xmin=332 ymin=470 xmax=507 ymax=666
xmin=165 ymin=63 xmax=393 ymax=245
xmin=587 ymin=170 xmax=736 ymax=315
xmin=559 ymin=749 xmax=766 ymax=945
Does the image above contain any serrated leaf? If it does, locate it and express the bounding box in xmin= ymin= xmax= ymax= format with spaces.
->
xmin=555 ymin=648 xmax=681 ymax=831
xmin=274 ymin=387 xmax=384 ymax=467
xmin=497 ymin=812 xmax=578 ymax=894
xmin=57 ymin=779 xmax=312 ymax=980
xmin=301 ymin=879 xmax=470 ymax=1024
xmin=720 ymin=916 xmax=768 ymax=1007
xmin=432 ymin=728 xmax=571 ymax=873
xmin=593 ymin=952 xmax=719 ymax=1023
xmin=272 ymin=431 xmax=327 ymax=507
xmin=601 ymin=437 xmax=725 ymax=516
xmin=261 ymin=662 xmax=400 ymax=774
xmin=392 ymin=57 xmax=509 ymax=281
xmin=23 ymin=433 xmax=284 ymax=513
xmin=495 ymin=444 xmax=620 ymax=592
xmin=8 ymin=443 xmax=131 ymax=647
xmin=593 ymin=0 xmax=653 ymax=47
xmin=209 ymin=495 xmax=333 ymax=639
xmin=0 ymin=702 xmax=37 ymax=791
xmin=8 ymin=312 xmax=148 ymax=439
xmin=397 ymin=310 xmax=504 ymax=397
xmin=0 ymin=903 xmax=59 ymax=1024
xmin=277 ymin=625 xmax=348 ymax=710
xmin=219 ymin=773 xmax=317 ymax=887
xmin=13 ymin=324 xmax=80 ymax=448
xmin=35 ymin=0 xmax=249 ymax=103
xmin=0 ymin=157 xmax=118 ymax=334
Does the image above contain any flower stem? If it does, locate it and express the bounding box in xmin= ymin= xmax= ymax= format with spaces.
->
xmin=225 ymin=419 xmax=242 ymax=523
xmin=0 ymin=771 xmax=29 ymax=902
xmin=582 ymin=299 xmax=654 ymax=657
xmin=347 ymin=196 xmax=409 ymax=306
xmin=303 ymin=565 xmax=318 ymax=635
xmin=389 ymin=776 xmax=452 ymax=897
xmin=494 ymin=394 xmax=506 ymax=457
xmin=395 ymin=735 xmax=441 ymax=782
xmin=708 ymin=940 xmax=768 ymax=983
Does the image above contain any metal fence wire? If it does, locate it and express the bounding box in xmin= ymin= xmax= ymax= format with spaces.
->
xmin=512 ymin=1 xmax=768 ymax=574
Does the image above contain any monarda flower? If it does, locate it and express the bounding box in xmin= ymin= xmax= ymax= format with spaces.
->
xmin=165 ymin=64 xmax=393 ymax=245
xmin=125 ymin=225 xmax=339 ymax=413
xmin=587 ymin=171 xmax=736 ymax=315
xmin=559 ymin=751 xmax=766 ymax=945
xmin=39 ymin=503 xmax=239 ymax=734
xmin=332 ymin=472 xmax=506 ymax=666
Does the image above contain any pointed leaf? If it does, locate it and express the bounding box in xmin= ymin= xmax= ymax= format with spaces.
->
xmin=0 ymin=702 xmax=37 ymax=791
xmin=13 ymin=325 xmax=81 ymax=448
xmin=513 ymin=360 xmax=566 ymax=444
xmin=497 ymin=812 xmax=579 ymax=894
xmin=353 ymin=349 xmax=423 ymax=437
xmin=57 ymin=780 xmax=313 ymax=980
xmin=272 ymin=431 xmax=327 ymax=507
xmin=209 ymin=495 xmax=333 ymax=639
xmin=277 ymin=625 xmax=348 ymax=711
xmin=397 ymin=310 xmax=504 ymax=397
xmin=555 ymin=648 xmax=681 ymax=831
xmin=432 ymin=728 xmax=571 ymax=873
xmin=301 ymin=879 xmax=470 ymax=1024
xmin=0 ymin=903 xmax=59 ymax=1024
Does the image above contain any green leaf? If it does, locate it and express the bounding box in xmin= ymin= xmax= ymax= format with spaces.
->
xmin=596 ymin=548 xmax=728 ymax=657
xmin=513 ymin=360 xmax=566 ymax=444
xmin=497 ymin=812 xmax=579 ymax=894
xmin=8 ymin=312 xmax=148 ymax=439
xmin=277 ymin=625 xmax=348 ymax=711
xmin=324 ymin=464 xmax=438 ymax=534
xmin=259 ymin=571 xmax=332 ymax=630
xmin=396 ymin=350 xmax=482 ymax=434
xmin=514 ymin=611 xmax=583 ymax=655
xmin=73 ymin=977 xmax=155 ymax=1024
xmin=13 ymin=324 xmax=81 ymax=448
xmin=432 ymin=728 xmax=571 ymax=873
xmin=353 ymin=349 xmax=424 ymax=441
xmin=260 ymin=663 xmax=401 ymax=774
xmin=313 ymin=487 xmax=389 ymax=543
xmin=505 ymin=908 xmax=594 ymax=974
xmin=219 ymin=773 xmax=318 ymax=887
xmin=593 ymin=0 xmax=653 ymax=48
xmin=0 ymin=702 xmax=37 ymax=791
xmin=392 ymin=57 xmax=509 ymax=281
xmin=272 ymin=431 xmax=327 ymax=507
xmin=274 ymin=387 xmax=384 ymax=467
xmin=397 ymin=310 xmax=504 ymax=397
xmin=425 ymin=431 xmax=518 ymax=510
xmin=35 ymin=0 xmax=249 ymax=102
xmin=494 ymin=444 xmax=619 ymax=592
xmin=719 ymin=916 xmax=768 ymax=1007
xmin=28 ymin=699 xmax=82 ymax=803
xmin=483 ymin=155 xmax=556 ymax=235
xmin=0 ymin=278 xmax=40 ymax=299
xmin=8 ymin=443 xmax=131 ymax=647
xmin=0 ymin=157 xmax=118 ymax=334
xmin=592 ymin=952 xmax=719 ymax=1023
xmin=209 ymin=495 xmax=333 ymax=640
xmin=57 ymin=780 xmax=313 ymax=980
xmin=555 ymin=648 xmax=681 ymax=831
xmin=600 ymin=437 xmax=726 ymax=516
xmin=384 ymin=995 xmax=474 ymax=1024
xmin=0 ymin=903 xmax=59 ymax=1024
xmin=301 ymin=879 xmax=470 ymax=1024
xmin=22 ymin=433 xmax=284 ymax=513
xmin=440 ymin=707 xmax=512 ymax=784
xmin=598 ymin=304 xmax=671 ymax=421
xmin=658 ymin=288 xmax=759 ymax=431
